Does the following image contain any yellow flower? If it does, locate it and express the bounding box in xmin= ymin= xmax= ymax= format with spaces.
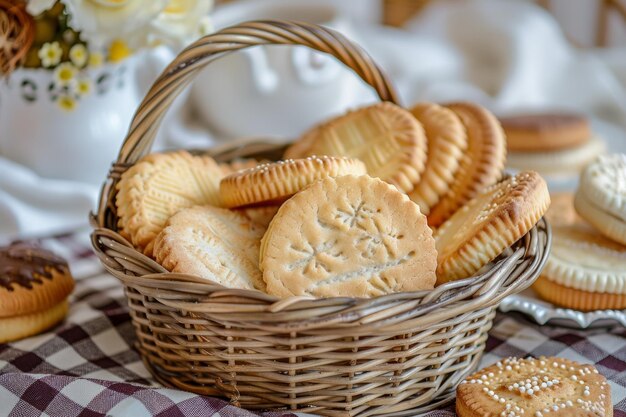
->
xmin=108 ymin=39 xmax=132 ymax=63
xmin=53 ymin=63 xmax=78 ymax=87
xmin=58 ymin=95 xmax=77 ymax=112
xmin=38 ymin=41 xmax=63 ymax=68
xmin=88 ymin=51 xmax=104 ymax=68
xmin=69 ymin=44 xmax=88 ymax=68
xmin=76 ymin=79 xmax=91 ymax=96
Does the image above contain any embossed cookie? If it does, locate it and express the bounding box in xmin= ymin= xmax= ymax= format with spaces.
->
xmin=220 ymin=156 xmax=366 ymax=208
xmin=575 ymin=154 xmax=626 ymax=245
xmin=116 ymin=151 xmax=224 ymax=256
xmin=408 ymin=103 xmax=467 ymax=215
xmin=283 ymin=102 xmax=428 ymax=192
xmin=260 ymin=175 xmax=437 ymax=298
xmin=435 ymin=171 xmax=550 ymax=284
xmin=457 ymin=357 xmax=611 ymax=417
xmin=153 ymin=205 xmax=266 ymax=291
xmin=428 ymin=102 xmax=507 ymax=228
xmin=533 ymin=224 xmax=626 ymax=311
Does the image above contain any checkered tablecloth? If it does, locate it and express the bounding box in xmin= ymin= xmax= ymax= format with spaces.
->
xmin=1 ymin=231 xmax=626 ymax=417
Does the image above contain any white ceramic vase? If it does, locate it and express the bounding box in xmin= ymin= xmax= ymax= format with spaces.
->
xmin=0 ymin=49 xmax=170 ymax=185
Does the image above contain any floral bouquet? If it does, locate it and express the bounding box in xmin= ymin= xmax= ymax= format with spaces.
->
xmin=2 ymin=0 xmax=212 ymax=110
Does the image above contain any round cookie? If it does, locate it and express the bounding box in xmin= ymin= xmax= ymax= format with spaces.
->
xmin=153 ymin=205 xmax=266 ymax=291
xmin=434 ymin=171 xmax=550 ymax=284
xmin=457 ymin=356 xmax=611 ymax=417
xmin=116 ymin=151 xmax=224 ymax=256
xmin=507 ymin=136 xmax=605 ymax=177
xmin=283 ymin=102 xmax=428 ymax=193
xmin=408 ymin=103 xmax=467 ymax=215
xmin=533 ymin=224 xmax=626 ymax=311
xmin=428 ymin=102 xmax=507 ymax=228
xmin=219 ymin=156 xmax=366 ymax=208
xmin=575 ymin=154 xmax=626 ymax=245
xmin=0 ymin=244 xmax=75 ymax=343
xmin=500 ymin=113 xmax=591 ymax=152
xmin=260 ymin=175 xmax=437 ymax=298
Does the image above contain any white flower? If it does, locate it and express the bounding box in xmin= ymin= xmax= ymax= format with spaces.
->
xmin=69 ymin=44 xmax=88 ymax=67
xmin=75 ymin=78 xmax=91 ymax=96
xmin=63 ymin=0 xmax=169 ymax=48
xmin=26 ymin=0 xmax=57 ymax=16
xmin=53 ymin=62 xmax=78 ymax=87
xmin=38 ymin=41 xmax=63 ymax=68
xmin=148 ymin=0 xmax=214 ymax=47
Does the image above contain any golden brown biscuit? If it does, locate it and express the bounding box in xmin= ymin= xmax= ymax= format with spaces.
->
xmin=533 ymin=224 xmax=626 ymax=311
xmin=428 ymin=102 xmax=507 ymax=228
xmin=0 ymin=244 xmax=74 ymax=343
xmin=408 ymin=103 xmax=467 ymax=215
xmin=283 ymin=102 xmax=428 ymax=192
xmin=260 ymin=175 xmax=437 ymax=298
xmin=435 ymin=171 xmax=550 ymax=284
xmin=153 ymin=205 xmax=266 ymax=291
xmin=219 ymin=155 xmax=366 ymax=208
xmin=457 ymin=356 xmax=611 ymax=417
xmin=500 ymin=113 xmax=591 ymax=152
xmin=116 ymin=151 xmax=223 ymax=256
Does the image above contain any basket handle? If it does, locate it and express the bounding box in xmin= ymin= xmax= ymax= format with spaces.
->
xmin=115 ymin=20 xmax=400 ymax=166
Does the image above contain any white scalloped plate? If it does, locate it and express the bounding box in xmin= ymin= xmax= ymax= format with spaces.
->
xmin=500 ymin=289 xmax=626 ymax=329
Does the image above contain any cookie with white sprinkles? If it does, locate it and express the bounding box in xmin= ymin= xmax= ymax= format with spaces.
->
xmin=456 ymin=356 xmax=612 ymax=417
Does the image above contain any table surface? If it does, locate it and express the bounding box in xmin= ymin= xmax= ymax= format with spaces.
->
xmin=1 ymin=230 xmax=626 ymax=417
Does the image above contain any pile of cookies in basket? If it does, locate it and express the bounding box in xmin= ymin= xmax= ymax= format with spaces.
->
xmin=115 ymin=101 xmax=551 ymax=297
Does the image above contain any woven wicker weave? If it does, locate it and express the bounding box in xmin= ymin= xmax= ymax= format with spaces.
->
xmin=91 ymin=21 xmax=551 ymax=416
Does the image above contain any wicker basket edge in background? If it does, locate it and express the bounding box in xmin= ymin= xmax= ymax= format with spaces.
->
xmin=90 ymin=20 xmax=551 ymax=417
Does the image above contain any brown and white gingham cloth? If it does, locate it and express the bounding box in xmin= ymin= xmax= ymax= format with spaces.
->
xmin=1 ymin=230 xmax=626 ymax=417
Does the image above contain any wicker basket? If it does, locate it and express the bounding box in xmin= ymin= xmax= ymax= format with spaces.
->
xmin=91 ymin=21 xmax=551 ymax=417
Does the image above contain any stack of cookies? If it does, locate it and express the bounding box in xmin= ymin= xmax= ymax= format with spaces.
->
xmin=115 ymin=101 xmax=551 ymax=298
xmin=533 ymin=154 xmax=626 ymax=311
xmin=501 ymin=113 xmax=606 ymax=178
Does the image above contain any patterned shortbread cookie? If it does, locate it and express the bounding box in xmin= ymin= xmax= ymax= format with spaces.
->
xmin=408 ymin=103 xmax=467 ymax=215
xmin=456 ymin=356 xmax=611 ymax=417
xmin=283 ymin=102 xmax=428 ymax=193
xmin=435 ymin=171 xmax=549 ymax=284
xmin=116 ymin=151 xmax=224 ymax=256
xmin=220 ymin=156 xmax=366 ymax=208
xmin=153 ymin=206 xmax=266 ymax=291
xmin=575 ymin=154 xmax=626 ymax=245
xmin=534 ymin=224 xmax=626 ymax=311
xmin=428 ymin=102 xmax=507 ymax=228
xmin=260 ymin=175 xmax=437 ymax=298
